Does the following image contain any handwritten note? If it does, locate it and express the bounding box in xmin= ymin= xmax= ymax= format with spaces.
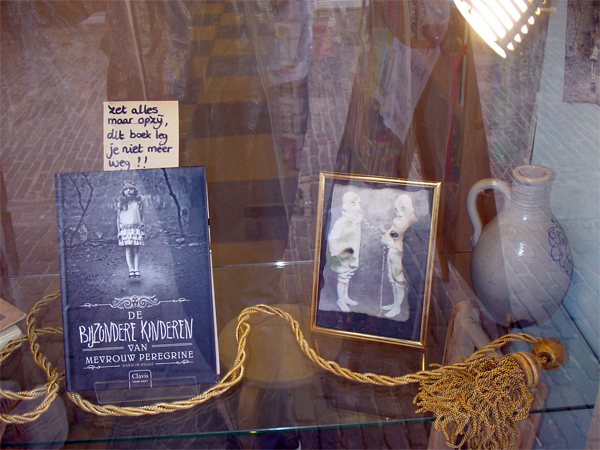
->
xmin=103 ymin=101 xmax=179 ymax=171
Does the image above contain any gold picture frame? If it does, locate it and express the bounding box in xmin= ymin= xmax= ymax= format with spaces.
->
xmin=310 ymin=172 xmax=441 ymax=348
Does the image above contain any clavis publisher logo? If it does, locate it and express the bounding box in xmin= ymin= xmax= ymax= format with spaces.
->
xmin=129 ymin=369 xmax=152 ymax=389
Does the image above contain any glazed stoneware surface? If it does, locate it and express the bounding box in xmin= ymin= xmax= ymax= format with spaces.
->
xmin=468 ymin=165 xmax=573 ymax=326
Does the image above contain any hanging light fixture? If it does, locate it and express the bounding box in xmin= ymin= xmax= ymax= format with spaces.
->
xmin=453 ymin=0 xmax=542 ymax=58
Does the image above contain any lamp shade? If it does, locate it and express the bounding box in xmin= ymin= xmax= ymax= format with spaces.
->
xmin=454 ymin=0 xmax=542 ymax=58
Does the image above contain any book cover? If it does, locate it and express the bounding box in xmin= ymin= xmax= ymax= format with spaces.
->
xmin=55 ymin=167 xmax=219 ymax=393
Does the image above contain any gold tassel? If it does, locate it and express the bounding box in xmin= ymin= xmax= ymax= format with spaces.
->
xmin=414 ymin=340 xmax=565 ymax=450
xmin=415 ymin=355 xmax=533 ymax=449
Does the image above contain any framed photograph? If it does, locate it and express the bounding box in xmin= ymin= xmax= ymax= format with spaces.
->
xmin=310 ymin=172 xmax=441 ymax=348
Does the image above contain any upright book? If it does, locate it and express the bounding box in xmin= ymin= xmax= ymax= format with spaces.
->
xmin=55 ymin=167 xmax=219 ymax=393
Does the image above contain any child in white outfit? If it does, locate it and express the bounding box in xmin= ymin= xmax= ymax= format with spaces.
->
xmin=117 ymin=181 xmax=145 ymax=278
xmin=328 ymin=191 xmax=362 ymax=312
xmin=381 ymin=194 xmax=418 ymax=320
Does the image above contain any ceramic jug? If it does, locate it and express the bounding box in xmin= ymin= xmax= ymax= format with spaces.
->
xmin=467 ymin=165 xmax=573 ymax=327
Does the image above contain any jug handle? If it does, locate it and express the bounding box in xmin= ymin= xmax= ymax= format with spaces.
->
xmin=467 ymin=178 xmax=511 ymax=247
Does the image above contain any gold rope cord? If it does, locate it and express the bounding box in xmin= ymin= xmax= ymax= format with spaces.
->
xmin=0 ymin=291 xmax=63 ymax=424
xmin=1 ymin=291 xmax=548 ymax=449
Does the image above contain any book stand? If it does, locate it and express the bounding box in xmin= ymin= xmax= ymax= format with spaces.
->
xmin=93 ymin=376 xmax=200 ymax=405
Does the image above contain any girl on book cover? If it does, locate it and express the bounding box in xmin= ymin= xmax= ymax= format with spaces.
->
xmin=117 ymin=181 xmax=145 ymax=278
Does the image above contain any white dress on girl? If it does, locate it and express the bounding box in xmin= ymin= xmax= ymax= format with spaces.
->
xmin=118 ymin=201 xmax=145 ymax=246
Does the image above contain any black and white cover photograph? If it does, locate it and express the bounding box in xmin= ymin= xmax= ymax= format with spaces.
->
xmin=311 ymin=172 xmax=440 ymax=348
xmin=55 ymin=166 xmax=218 ymax=393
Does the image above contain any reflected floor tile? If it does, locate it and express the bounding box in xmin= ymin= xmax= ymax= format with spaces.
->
xmin=192 ymin=13 xmax=221 ymax=27
xmin=190 ymin=40 xmax=214 ymax=58
xmin=211 ymin=37 xmax=254 ymax=57
xmin=192 ymin=24 xmax=218 ymax=41
xmin=215 ymin=23 xmax=270 ymax=40
xmin=194 ymin=1 xmax=226 ymax=16
xmin=219 ymin=11 xmax=246 ymax=27
xmin=198 ymin=75 xmax=264 ymax=104
xmin=189 ymin=101 xmax=271 ymax=138
xmin=206 ymin=54 xmax=259 ymax=77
